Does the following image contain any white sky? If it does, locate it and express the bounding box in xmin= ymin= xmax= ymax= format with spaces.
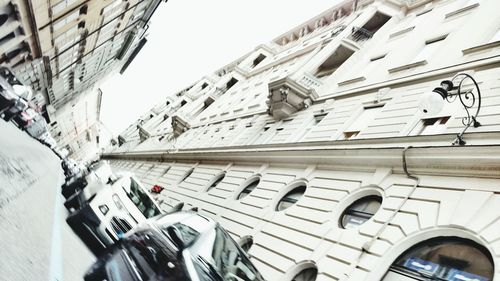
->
xmin=100 ymin=0 xmax=340 ymax=136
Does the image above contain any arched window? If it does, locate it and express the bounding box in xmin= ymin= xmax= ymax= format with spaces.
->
xmin=292 ymin=267 xmax=317 ymax=281
xmin=238 ymin=235 xmax=253 ymax=253
xmin=207 ymin=172 xmax=225 ymax=192
xmin=237 ymin=178 xmax=260 ymax=200
xmin=384 ymin=237 xmax=494 ymax=281
xmin=276 ymin=185 xmax=306 ymax=211
xmin=0 ymin=14 xmax=9 ymax=27
xmin=340 ymin=195 xmax=382 ymax=229
xmin=179 ymin=168 xmax=194 ymax=183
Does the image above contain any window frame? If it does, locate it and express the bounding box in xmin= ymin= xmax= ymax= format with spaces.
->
xmin=340 ymin=195 xmax=382 ymax=229
xmin=235 ymin=175 xmax=261 ymax=200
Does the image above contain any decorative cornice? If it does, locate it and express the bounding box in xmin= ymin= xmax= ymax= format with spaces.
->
xmin=103 ymin=132 xmax=500 ymax=179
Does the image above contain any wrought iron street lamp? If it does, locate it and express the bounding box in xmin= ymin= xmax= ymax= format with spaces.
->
xmin=419 ymin=73 xmax=481 ymax=146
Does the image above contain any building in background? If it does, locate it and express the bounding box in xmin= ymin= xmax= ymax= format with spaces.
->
xmin=106 ymin=0 xmax=500 ymax=280
xmin=0 ymin=0 xmax=163 ymax=161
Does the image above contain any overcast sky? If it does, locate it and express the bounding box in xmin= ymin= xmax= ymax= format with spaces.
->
xmin=100 ymin=0 xmax=340 ymax=137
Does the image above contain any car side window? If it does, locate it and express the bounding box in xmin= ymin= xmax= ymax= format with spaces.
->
xmin=211 ymin=227 xmax=263 ymax=281
xmin=127 ymin=232 xmax=170 ymax=276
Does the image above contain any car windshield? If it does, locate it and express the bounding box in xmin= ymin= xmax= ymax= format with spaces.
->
xmin=122 ymin=177 xmax=161 ymax=218
xmin=192 ymin=226 xmax=265 ymax=281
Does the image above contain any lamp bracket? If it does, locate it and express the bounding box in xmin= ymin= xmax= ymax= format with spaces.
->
xmin=446 ymin=73 xmax=482 ymax=146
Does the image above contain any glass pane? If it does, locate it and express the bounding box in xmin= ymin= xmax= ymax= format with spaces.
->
xmin=341 ymin=196 xmax=382 ymax=229
xmin=238 ymin=179 xmax=259 ymax=199
xmin=194 ymin=227 xmax=264 ymax=280
xmin=277 ymin=185 xmax=306 ymax=211
xmin=345 ymin=106 xmax=383 ymax=132
xmin=392 ymin=237 xmax=493 ymax=281
xmin=208 ymin=174 xmax=225 ymax=191
xmin=122 ymin=177 xmax=161 ymax=218
xmin=292 ymin=267 xmax=318 ymax=281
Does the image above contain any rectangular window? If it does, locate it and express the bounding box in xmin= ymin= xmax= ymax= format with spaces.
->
xmin=488 ymin=28 xmax=500 ymax=44
xmin=414 ymin=116 xmax=450 ymax=135
xmin=313 ymin=112 xmax=328 ymax=124
xmin=412 ymin=35 xmax=447 ymax=63
xmin=54 ymin=25 xmax=78 ymax=48
xmin=343 ymin=105 xmax=384 ymax=140
xmin=463 ymin=0 xmax=481 ymax=7
xmin=361 ymin=53 xmax=387 ymax=77
xmin=276 ymin=119 xmax=292 ymax=131
xmin=251 ymin=54 xmax=266 ymax=68
xmin=315 ymin=45 xmax=355 ymax=79
xmin=102 ymin=0 xmax=123 ymax=14
xmin=53 ymin=10 xmax=79 ymax=31
xmin=51 ymin=0 xmax=79 ymax=15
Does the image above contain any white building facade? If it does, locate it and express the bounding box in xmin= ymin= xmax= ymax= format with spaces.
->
xmin=0 ymin=0 xmax=163 ymax=161
xmin=105 ymin=0 xmax=500 ymax=280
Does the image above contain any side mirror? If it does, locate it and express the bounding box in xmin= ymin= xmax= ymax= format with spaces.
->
xmin=167 ymin=225 xmax=185 ymax=250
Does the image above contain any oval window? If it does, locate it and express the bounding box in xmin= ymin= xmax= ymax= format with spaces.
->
xmin=340 ymin=195 xmax=382 ymax=229
xmin=207 ymin=173 xmax=225 ymax=192
xmin=276 ymin=185 xmax=306 ymax=211
xmin=384 ymin=237 xmax=494 ymax=281
xmin=237 ymin=178 xmax=260 ymax=200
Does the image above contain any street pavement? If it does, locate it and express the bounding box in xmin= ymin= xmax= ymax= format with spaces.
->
xmin=0 ymin=120 xmax=95 ymax=281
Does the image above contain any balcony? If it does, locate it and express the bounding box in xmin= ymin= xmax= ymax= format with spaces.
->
xmin=344 ymin=27 xmax=373 ymax=48
xmin=297 ymin=72 xmax=323 ymax=91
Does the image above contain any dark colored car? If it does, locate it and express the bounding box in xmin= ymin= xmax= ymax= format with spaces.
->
xmin=0 ymin=67 xmax=31 ymax=121
xmin=84 ymin=211 xmax=266 ymax=281
xmin=0 ymin=67 xmax=19 ymax=114
xmin=61 ymin=170 xmax=88 ymax=199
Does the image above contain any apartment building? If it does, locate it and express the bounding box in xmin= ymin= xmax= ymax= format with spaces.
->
xmin=0 ymin=0 xmax=162 ymax=159
xmin=105 ymin=0 xmax=500 ymax=280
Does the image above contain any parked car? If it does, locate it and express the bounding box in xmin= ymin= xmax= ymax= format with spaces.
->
xmin=0 ymin=66 xmax=32 ymax=121
xmin=66 ymin=174 xmax=162 ymax=253
xmin=0 ymin=67 xmax=18 ymax=114
xmin=37 ymin=131 xmax=57 ymax=149
xmin=61 ymin=169 xmax=88 ymax=199
xmin=1 ymin=96 xmax=28 ymax=121
xmin=12 ymin=105 xmax=37 ymax=127
xmin=63 ymin=161 xmax=114 ymax=210
xmin=84 ymin=211 xmax=266 ymax=281
xmin=0 ymin=86 xmax=18 ymax=118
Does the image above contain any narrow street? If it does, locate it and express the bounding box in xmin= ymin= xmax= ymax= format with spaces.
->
xmin=0 ymin=120 xmax=94 ymax=281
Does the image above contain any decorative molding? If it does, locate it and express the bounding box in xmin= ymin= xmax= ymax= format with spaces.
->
xmin=462 ymin=41 xmax=500 ymax=55
xmin=388 ymin=60 xmax=427 ymax=73
xmin=104 ymin=145 xmax=500 ymax=180
xmin=389 ymin=26 xmax=415 ymax=38
xmin=171 ymin=115 xmax=190 ymax=137
xmin=103 ymin=132 xmax=500 ymax=179
xmin=267 ymin=76 xmax=318 ymax=120
xmin=338 ymin=76 xmax=366 ymax=86
xmin=137 ymin=124 xmax=151 ymax=142
xmin=445 ymin=3 xmax=480 ymax=19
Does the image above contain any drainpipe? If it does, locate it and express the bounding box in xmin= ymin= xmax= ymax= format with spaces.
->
xmin=343 ymin=146 xmax=420 ymax=280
